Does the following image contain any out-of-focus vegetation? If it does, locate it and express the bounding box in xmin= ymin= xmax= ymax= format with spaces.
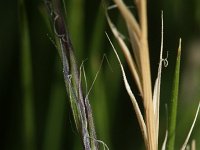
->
xmin=0 ymin=0 xmax=200 ymax=150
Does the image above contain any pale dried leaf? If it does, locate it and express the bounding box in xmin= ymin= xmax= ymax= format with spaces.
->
xmin=113 ymin=0 xmax=142 ymax=70
xmin=127 ymin=24 xmax=141 ymax=72
xmin=153 ymin=11 xmax=164 ymax=144
xmin=135 ymin=0 xmax=148 ymax=38
xmin=113 ymin=0 xmax=141 ymax=38
xmin=106 ymin=14 xmax=143 ymax=95
xmin=106 ymin=32 xmax=148 ymax=147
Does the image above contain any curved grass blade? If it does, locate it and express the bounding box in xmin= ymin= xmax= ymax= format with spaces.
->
xmin=112 ymin=0 xmax=141 ymax=71
xmin=106 ymin=13 xmax=143 ymax=96
xmin=181 ymin=102 xmax=200 ymax=150
xmin=105 ymin=32 xmax=148 ymax=148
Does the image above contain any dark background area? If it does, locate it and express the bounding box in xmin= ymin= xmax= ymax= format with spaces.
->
xmin=1 ymin=0 xmax=200 ymax=149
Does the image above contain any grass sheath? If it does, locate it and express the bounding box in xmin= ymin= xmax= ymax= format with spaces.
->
xmin=45 ymin=0 xmax=98 ymax=149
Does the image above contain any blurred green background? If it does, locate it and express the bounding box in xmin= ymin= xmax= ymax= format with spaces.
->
xmin=0 ymin=0 xmax=200 ymax=150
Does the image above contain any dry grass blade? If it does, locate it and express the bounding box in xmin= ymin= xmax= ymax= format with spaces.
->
xmin=153 ymin=11 xmax=164 ymax=145
xmin=126 ymin=23 xmax=142 ymax=73
xmin=106 ymin=32 xmax=148 ymax=147
xmin=135 ymin=0 xmax=147 ymax=38
xmin=135 ymin=0 xmax=156 ymax=148
xmin=110 ymin=0 xmax=156 ymax=149
xmin=106 ymin=13 xmax=143 ymax=95
xmin=113 ymin=0 xmax=141 ymax=38
xmin=181 ymin=102 xmax=200 ymax=150
xmin=113 ymin=0 xmax=141 ymax=70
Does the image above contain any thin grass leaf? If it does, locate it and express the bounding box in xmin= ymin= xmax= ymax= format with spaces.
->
xmin=113 ymin=0 xmax=141 ymax=38
xmin=113 ymin=0 xmax=141 ymax=69
xmin=106 ymin=32 xmax=148 ymax=148
xmin=126 ymin=23 xmax=142 ymax=74
xmin=19 ymin=0 xmax=36 ymax=149
xmin=167 ymin=38 xmax=182 ymax=150
xmin=104 ymin=2 xmax=141 ymax=70
xmin=153 ymin=11 xmax=164 ymax=145
xmin=181 ymin=102 xmax=200 ymax=150
xmin=110 ymin=1 xmax=156 ymax=149
xmin=106 ymin=13 xmax=143 ymax=95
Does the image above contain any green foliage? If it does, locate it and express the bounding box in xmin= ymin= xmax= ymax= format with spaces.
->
xmin=19 ymin=0 xmax=36 ymax=149
xmin=167 ymin=39 xmax=182 ymax=150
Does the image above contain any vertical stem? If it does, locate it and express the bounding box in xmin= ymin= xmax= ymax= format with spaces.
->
xmin=139 ymin=0 xmax=156 ymax=149
xmin=19 ymin=0 xmax=36 ymax=150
